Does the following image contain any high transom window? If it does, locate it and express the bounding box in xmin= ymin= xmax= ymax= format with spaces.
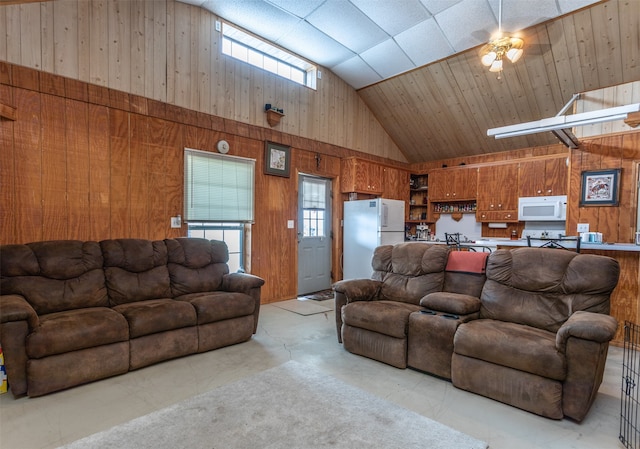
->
xmin=222 ymin=23 xmax=317 ymax=89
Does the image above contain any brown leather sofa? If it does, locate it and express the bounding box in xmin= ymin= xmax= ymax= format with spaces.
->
xmin=0 ymin=238 xmax=264 ymax=398
xmin=333 ymin=242 xmax=619 ymax=421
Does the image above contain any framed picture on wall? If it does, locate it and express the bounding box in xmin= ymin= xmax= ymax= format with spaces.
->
xmin=580 ymin=168 xmax=621 ymax=206
xmin=264 ymin=141 xmax=290 ymax=178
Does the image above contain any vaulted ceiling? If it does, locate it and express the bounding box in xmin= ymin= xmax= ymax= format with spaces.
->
xmin=172 ymin=1 xmax=638 ymax=162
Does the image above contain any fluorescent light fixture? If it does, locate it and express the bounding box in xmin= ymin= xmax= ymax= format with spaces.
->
xmin=488 ymin=103 xmax=640 ymax=139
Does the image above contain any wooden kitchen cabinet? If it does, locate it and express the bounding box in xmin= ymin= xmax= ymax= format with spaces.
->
xmin=477 ymin=164 xmax=519 ymax=222
xmin=428 ymin=167 xmax=477 ymax=201
xmin=382 ymin=166 xmax=410 ymax=201
xmin=519 ymin=156 xmax=568 ymax=197
xmin=340 ymin=157 xmax=383 ymax=194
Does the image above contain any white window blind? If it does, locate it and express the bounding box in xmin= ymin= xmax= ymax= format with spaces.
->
xmin=184 ymin=148 xmax=255 ymax=222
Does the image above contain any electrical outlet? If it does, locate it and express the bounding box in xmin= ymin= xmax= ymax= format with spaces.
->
xmin=171 ymin=216 xmax=182 ymax=228
xmin=577 ymin=223 xmax=589 ymax=233
xmin=215 ymin=20 xmax=221 ymax=32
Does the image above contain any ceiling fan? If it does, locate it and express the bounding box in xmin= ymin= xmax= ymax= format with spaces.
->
xmin=479 ymin=0 xmax=524 ymax=77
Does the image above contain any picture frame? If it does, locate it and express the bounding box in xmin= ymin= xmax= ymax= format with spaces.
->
xmin=580 ymin=168 xmax=621 ymax=207
xmin=264 ymin=141 xmax=290 ymax=178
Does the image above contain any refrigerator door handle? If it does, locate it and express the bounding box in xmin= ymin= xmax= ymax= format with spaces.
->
xmin=381 ymin=203 xmax=388 ymax=228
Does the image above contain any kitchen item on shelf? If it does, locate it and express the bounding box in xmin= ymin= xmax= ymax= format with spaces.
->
xmin=521 ymin=228 xmax=565 ymax=240
xmin=416 ymin=223 xmax=430 ymax=241
xmin=581 ymin=232 xmax=603 ymax=243
xmin=343 ymin=198 xmax=405 ymax=280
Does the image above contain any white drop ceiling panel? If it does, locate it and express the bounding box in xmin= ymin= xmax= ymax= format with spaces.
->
xmin=396 ymin=18 xmax=454 ymax=67
xmin=201 ymin=0 xmax=299 ymax=43
xmin=349 ymin=0 xmax=431 ymax=36
xmin=361 ymin=39 xmax=416 ymax=80
xmin=488 ymin=0 xmax=560 ymax=32
xmin=305 ymin=0 xmax=388 ymax=53
xmin=275 ymin=20 xmax=355 ymax=68
xmin=419 ymin=0 xmax=464 ymax=16
xmin=266 ymin=0 xmax=326 ymax=18
xmin=435 ymin=0 xmax=496 ymax=51
xmin=558 ymin=0 xmax=602 ymax=14
xmin=332 ymin=56 xmax=383 ymax=88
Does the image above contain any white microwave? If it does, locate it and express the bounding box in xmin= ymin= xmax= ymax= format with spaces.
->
xmin=518 ymin=195 xmax=567 ymax=221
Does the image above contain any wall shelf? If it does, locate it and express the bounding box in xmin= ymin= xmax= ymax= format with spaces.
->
xmin=266 ymin=109 xmax=284 ymax=127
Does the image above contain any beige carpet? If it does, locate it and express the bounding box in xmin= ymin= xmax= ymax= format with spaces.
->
xmin=273 ymin=298 xmax=333 ymax=315
xmin=59 ymin=361 xmax=488 ymax=449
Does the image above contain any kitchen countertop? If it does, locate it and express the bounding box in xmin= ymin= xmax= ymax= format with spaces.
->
xmin=411 ymin=238 xmax=640 ymax=252
xmin=474 ymin=238 xmax=640 ymax=252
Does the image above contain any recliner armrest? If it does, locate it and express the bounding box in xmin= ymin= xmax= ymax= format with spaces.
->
xmin=0 ymin=294 xmax=39 ymax=397
xmin=222 ymin=272 xmax=265 ymax=293
xmin=333 ymin=279 xmax=381 ymax=302
xmin=0 ymin=294 xmax=39 ymax=329
xmin=333 ymin=279 xmax=382 ymax=344
xmin=420 ymin=292 xmax=480 ymax=316
xmin=556 ymin=310 xmax=617 ymax=353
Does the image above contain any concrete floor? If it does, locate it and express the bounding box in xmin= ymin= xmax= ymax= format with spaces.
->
xmin=0 ymin=299 xmax=627 ymax=449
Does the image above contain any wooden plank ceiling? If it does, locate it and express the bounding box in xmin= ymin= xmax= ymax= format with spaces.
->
xmin=358 ymin=0 xmax=640 ymax=163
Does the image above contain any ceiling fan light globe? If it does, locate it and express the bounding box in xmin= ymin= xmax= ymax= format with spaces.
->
xmin=481 ymin=51 xmax=497 ymax=66
xmin=489 ymin=59 xmax=503 ymax=72
xmin=506 ymin=48 xmax=523 ymax=63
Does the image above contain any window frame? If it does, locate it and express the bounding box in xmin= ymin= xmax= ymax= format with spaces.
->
xmin=221 ymin=22 xmax=317 ymax=90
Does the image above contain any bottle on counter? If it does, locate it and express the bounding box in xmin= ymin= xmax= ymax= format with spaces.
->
xmin=511 ymin=229 xmax=518 ymax=240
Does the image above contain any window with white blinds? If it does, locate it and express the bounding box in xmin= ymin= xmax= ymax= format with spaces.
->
xmin=184 ymin=149 xmax=255 ymax=222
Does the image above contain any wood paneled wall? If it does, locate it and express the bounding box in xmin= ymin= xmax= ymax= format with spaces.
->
xmin=0 ymin=62 xmax=376 ymax=303
xmin=575 ymin=81 xmax=640 ymax=139
xmin=567 ymin=133 xmax=640 ymax=343
xmin=0 ymin=0 xmax=405 ymax=162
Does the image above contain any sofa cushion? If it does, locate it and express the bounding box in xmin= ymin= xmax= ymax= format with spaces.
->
xmin=342 ymin=300 xmax=420 ymax=338
xmin=176 ymin=292 xmax=255 ymax=325
xmin=165 ymin=238 xmax=228 ymax=296
xmin=0 ymin=241 xmax=108 ymax=314
xmin=113 ymin=299 xmax=197 ymax=338
xmin=101 ymin=239 xmax=172 ymax=305
xmin=454 ymin=319 xmax=566 ymax=381
xmin=26 ymin=307 xmax=129 ymax=358
xmin=420 ymin=292 xmax=481 ymax=315
xmin=373 ymin=243 xmax=448 ymax=305
xmin=481 ymin=248 xmax=619 ymax=332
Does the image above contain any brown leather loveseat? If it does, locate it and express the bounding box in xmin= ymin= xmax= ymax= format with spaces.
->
xmin=333 ymin=242 xmax=619 ymax=421
xmin=0 ymin=238 xmax=264 ymax=398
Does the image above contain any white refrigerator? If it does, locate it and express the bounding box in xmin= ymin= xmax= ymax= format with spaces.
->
xmin=343 ymin=198 xmax=406 ymax=280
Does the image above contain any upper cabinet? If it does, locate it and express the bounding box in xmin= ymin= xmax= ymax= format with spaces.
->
xmin=382 ymin=166 xmax=410 ymax=201
xmin=428 ymin=167 xmax=478 ymax=201
xmin=340 ymin=157 xmax=409 ymax=201
xmin=341 ymin=157 xmax=383 ymax=194
xmin=477 ymin=163 xmax=519 ymax=222
xmin=518 ymin=157 xmax=568 ymax=197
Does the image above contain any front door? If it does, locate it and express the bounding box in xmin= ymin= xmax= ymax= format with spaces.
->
xmin=297 ymin=175 xmax=332 ymax=295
